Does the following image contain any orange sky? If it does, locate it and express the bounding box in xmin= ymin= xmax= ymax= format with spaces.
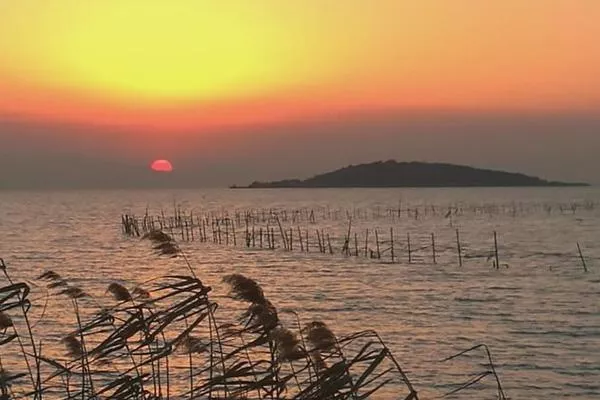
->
xmin=1 ymin=0 xmax=599 ymax=132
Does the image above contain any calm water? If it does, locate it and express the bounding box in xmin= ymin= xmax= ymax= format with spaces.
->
xmin=1 ymin=187 xmax=599 ymax=399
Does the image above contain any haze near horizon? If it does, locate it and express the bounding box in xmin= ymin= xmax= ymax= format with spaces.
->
xmin=1 ymin=1 xmax=599 ymax=188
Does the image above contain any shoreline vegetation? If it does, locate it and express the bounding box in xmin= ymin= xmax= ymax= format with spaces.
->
xmin=230 ymin=160 xmax=588 ymax=189
xmin=0 ymin=233 xmax=508 ymax=399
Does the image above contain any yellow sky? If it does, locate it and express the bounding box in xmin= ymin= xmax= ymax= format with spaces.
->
xmin=0 ymin=0 xmax=599 ymax=130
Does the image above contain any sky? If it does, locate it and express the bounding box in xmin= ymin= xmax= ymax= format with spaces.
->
xmin=0 ymin=0 xmax=599 ymax=188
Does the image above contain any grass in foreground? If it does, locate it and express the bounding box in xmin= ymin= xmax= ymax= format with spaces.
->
xmin=0 ymin=232 xmax=506 ymax=399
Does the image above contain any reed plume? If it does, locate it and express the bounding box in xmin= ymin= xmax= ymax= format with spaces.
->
xmin=153 ymin=241 xmax=179 ymax=256
xmin=303 ymin=321 xmax=336 ymax=351
xmin=270 ymin=327 xmax=304 ymax=361
xmin=142 ymin=230 xmax=173 ymax=243
xmin=222 ymin=274 xmax=266 ymax=304
xmin=310 ymin=351 xmax=327 ymax=372
xmin=37 ymin=270 xmax=62 ymax=281
xmin=47 ymin=280 xmax=68 ymax=289
xmin=223 ymin=274 xmax=279 ymax=331
xmin=106 ymin=283 xmax=132 ymax=302
xmin=38 ymin=269 xmax=68 ymax=288
xmin=0 ymin=368 xmax=22 ymax=397
xmin=62 ymin=335 xmax=83 ymax=359
xmin=176 ymin=335 xmax=208 ymax=354
xmin=143 ymin=229 xmax=179 ymax=257
xmin=59 ymin=286 xmax=89 ymax=299
xmin=132 ymin=286 xmax=150 ymax=299
xmin=241 ymin=301 xmax=279 ymax=331
xmin=0 ymin=312 xmax=13 ymax=330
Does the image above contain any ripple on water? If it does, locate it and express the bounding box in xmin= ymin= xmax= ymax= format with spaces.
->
xmin=1 ymin=187 xmax=600 ymax=399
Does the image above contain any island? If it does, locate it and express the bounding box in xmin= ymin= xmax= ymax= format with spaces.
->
xmin=231 ymin=160 xmax=588 ymax=188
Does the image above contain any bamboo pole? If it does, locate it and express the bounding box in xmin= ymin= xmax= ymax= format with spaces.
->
xmin=317 ymin=230 xmax=323 ymax=253
xmin=232 ymin=221 xmax=237 ymax=246
xmin=577 ymin=242 xmax=588 ymax=272
xmin=407 ymin=232 xmax=412 ymax=263
xmin=344 ymin=219 xmax=352 ymax=256
xmin=493 ymin=231 xmax=500 ymax=269
xmin=266 ymin=227 xmax=271 ymax=249
xmin=276 ymin=215 xmax=288 ymax=251
xmin=271 ymin=228 xmax=275 ymax=249
xmin=305 ymin=230 xmax=309 ymax=252
xmin=456 ymin=228 xmax=462 ymax=267
xmin=298 ymin=226 xmax=304 ymax=252
xmin=225 ymin=220 xmax=229 ymax=245
xmin=219 ymin=221 xmax=224 ymax=244
xmin=390 ymin=228 xmax=395 ymax=263
xmin=431 ymin=232 xmax=436 ymax=264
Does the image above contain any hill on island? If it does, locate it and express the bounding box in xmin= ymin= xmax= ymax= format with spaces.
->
xmin=233 ymin=161 xmax=588 ymax=188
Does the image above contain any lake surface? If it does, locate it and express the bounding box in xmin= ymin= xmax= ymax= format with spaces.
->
xmin=1 ymin=187 xmax=599 ymax=399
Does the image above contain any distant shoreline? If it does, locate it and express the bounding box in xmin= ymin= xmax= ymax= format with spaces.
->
xmin=230 ymin=160 xmax=589 ymax=189
xmin=230 ymin=184 xmax=589 ymax=189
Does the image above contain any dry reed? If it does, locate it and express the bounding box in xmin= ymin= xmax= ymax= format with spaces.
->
xmin=0 ymin=237 xmax=510 ymax=399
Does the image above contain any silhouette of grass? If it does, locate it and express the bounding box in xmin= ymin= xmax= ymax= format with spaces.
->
xmin=0 ymin=237 xmax=507 ymax=399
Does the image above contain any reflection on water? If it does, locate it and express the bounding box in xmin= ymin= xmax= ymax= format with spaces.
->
xmin=1 ymin=187 xmax=599 ymax=398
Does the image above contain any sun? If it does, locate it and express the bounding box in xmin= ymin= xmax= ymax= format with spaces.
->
xmin=151 ymin=159 xmax=173 ymax=173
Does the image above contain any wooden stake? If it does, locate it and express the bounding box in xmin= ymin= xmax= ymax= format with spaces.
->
xmin=271 ymin=228 xmax=275 ymax=249
xmin=577 ymin=242 xmax=588 ymax=272
xmin=493 ymin=231 xmax=500 ymax=269
xmin=431 ymin=232 xmax=437 ymax=264
xmin=317 ymin=230 xmax=323 ymax=253
xmin=298 ymin=226 xmax=304 ymax=252
xmin=344 ymin=219 xmax=352 ymax=255
xmin=276 ymin=216 xmax=287 ymax=250
xmin=306 ymin=230 xmax=309 ymax=252
xmin=407 ymin=232 xmax=412 ymax=263
xmin=232 ymin=222 xmax=237 ymax=246
xmin=390 ymin=228 xmax=395 ymax=263
xmin=456 ymin=228 xmax=462 ymax=267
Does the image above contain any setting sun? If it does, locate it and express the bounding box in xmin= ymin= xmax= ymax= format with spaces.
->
xmin=151 ymin=159 xmax=173 ymax=173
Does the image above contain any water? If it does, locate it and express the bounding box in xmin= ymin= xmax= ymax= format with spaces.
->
xmin=1 ymin=187 xmax=599 ymax=399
